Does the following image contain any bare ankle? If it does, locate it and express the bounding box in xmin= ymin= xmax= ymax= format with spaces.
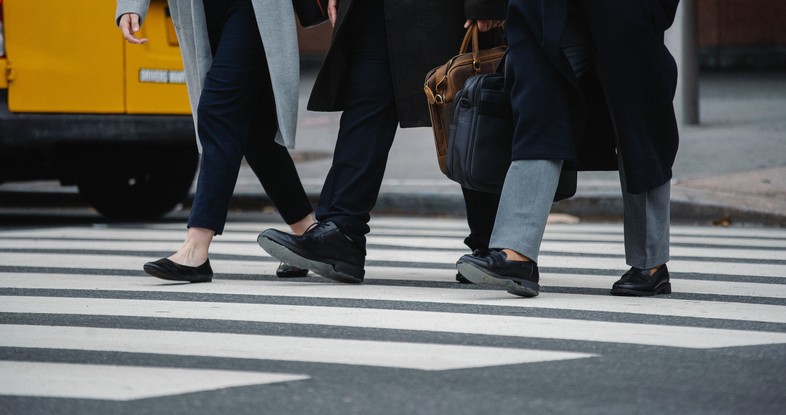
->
xmin=502 ymin=249 xmax=533 ymax=262
xmin=169 ymin=227 xmax=213 ymax=266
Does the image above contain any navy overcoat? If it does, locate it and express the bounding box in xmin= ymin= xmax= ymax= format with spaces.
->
xmin=506 ymin=0 xmax=680 ymax=193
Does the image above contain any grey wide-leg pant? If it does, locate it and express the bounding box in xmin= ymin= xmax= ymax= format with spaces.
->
xmin=490 ymin=0 xmax=671 ymax=270
xmin=490 ymin=159 xmax=670 ymax=269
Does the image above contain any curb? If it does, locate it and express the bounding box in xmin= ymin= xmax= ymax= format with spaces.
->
xmin=223 ymin=189 xmax=786 ymax=227
xmin=2 ymin=187 xmax=783 ymax=227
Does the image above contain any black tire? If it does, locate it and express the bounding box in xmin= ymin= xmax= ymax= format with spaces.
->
xmin=77 ymin=147 xmax=198 ymax=220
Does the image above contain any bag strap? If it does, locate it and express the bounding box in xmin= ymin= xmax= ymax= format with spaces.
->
xmin=458 ymin=24 xmax=482 ymax=72
xmin=499 ymin=49 xmax=513 ymax=92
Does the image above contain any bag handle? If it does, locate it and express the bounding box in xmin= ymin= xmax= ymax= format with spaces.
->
xmin=458 ymin=23 xmax=481 ymax=72
xmin=424 ymin=23 xmax=483 ymax=104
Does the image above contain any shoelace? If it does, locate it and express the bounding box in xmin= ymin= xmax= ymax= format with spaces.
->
xmin=303 ymin=221 xmax=357 ymax=244
xmin=303 ymin=221 xmax=327 ymax=235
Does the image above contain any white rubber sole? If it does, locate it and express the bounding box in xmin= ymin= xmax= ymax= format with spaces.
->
xmin=456 ymin=262 xmax=539 ymax=298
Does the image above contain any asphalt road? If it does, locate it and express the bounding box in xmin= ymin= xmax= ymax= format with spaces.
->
xmin=0 ymin=208 xmax=785 ymax=414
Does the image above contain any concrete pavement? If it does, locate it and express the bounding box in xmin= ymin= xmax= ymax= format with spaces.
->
xmin=230 ymin=69 xmax=786 ymax=226
xmin=0 ymin=70 xmax=783 ymax=227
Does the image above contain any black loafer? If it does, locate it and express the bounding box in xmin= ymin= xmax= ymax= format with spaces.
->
xmin=456 ymin=250 xmax=540 ymax=297
xmin=276 ymin=263 xmax=309 ymax=278
xmin=456 ymin=272 xmax=472 ymax=283
xmin=456 ymin=249 xmax=489 ymax=284
xmin=611 ymin=264 xmax=671 ymax=296
xmin=143 ymin=258 xmax=213 ymax=283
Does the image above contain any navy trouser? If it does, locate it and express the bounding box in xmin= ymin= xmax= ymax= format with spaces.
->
xmin=316 ymin=0 xmax=501 ymax=244
xmin=189 ymin=0 xmax=312 ymax=235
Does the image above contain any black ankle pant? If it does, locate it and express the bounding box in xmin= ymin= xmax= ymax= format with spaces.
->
xmin=189 ymin=0 xmax=312 ymax=234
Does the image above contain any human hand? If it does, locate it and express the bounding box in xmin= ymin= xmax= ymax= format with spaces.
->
xmin=119 ymin=13 xmax=148 ymax=44
xmin=328 ymin=0 xmax=339 ymax=27
xmin=464 ymin=19 xmax=504 ymax=32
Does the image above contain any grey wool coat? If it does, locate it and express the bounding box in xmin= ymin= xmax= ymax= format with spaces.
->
xmin=308 ymin=0 xmax=506 ymax=128
xmin=115 ymin=0 xmax=301 ymax=150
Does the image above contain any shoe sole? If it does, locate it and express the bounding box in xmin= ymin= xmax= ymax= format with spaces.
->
xmin=456 ymin=274 xmax=473 ymax=284
xmin=456 ymin=262 xmax=539 ymax=298
xmin=257 ymin=235 xmax=364 ymax=284
xmin=142 ymin=264 xmax=212 ymax=283
xmin=276 ymin=270 xmax=310 ymax=278
xmin=610 ymin=282 xmax=672 ymax=297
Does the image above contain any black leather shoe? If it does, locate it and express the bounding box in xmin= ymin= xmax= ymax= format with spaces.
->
xmin=611 ymin=264 xmax=671 ymax=296
xmin=456 ymin=250 xmax=540 ymax=297
xmin=258 ymin=221 xmax=366 ymax=283
xmin=143 ymin=258 xmax=213 ymax=283
xmin=456 ymin=249 xmax=489 ymax=284
xmin=276 ymin=263 xmax=309 ymax=278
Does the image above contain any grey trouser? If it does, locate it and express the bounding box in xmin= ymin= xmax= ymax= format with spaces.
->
xmin=490 ymin=159 xmax=670 ymax=269
xmin=490 ymin=1 xmax=670 ymax=269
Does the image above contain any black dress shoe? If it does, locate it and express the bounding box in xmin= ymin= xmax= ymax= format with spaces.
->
xmin=456 ymin=250 xmax=540 ymax=297
xmin=258 ymin=221 xmax=366 ymax=283
xmin=276 ymin=263 xmax=309 ymax=278
xmin=611 ymin=264 xmax=671 ymax=296
xmin=143 ymin=258 xmax=213 ymax=283
xmin=456 ymin=249 xmax=489 ymax=284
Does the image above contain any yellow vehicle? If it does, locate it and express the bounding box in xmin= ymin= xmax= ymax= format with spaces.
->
xmin=0 ymin=0 xmax=197 ymax=219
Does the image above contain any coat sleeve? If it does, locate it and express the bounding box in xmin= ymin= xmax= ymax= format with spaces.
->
xmin=464 ymin=0 xmax=506 ymax=20
xmin=115 ymin=0 xmax=151 ymax=26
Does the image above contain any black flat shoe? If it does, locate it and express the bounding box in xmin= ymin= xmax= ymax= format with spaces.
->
xmin=456 ymin=250 xmax=540 ymax=297
xmin=276 ymin=263 xmax=309 ymax=278
xmin=610 ymin=264 xmax=671 ymax=296
xmin=143 ymin=258 xmax=213 ymax=283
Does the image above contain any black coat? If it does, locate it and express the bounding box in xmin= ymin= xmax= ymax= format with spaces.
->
xmin=507 ymin=0 xmax=680 ymax=193
xmin=307 ymin=0 xmax=506 ymax=128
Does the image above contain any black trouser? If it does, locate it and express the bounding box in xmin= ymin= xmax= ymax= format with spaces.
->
xmin=314 ymin=0 xmax=397 ymax=236
xmin=461 ymin=187 xmax=501 ymax=252
xmin=316 ymin=0 xmax=501 ymax=248
xmin=189 ymin=0 xmax=312 ymax=235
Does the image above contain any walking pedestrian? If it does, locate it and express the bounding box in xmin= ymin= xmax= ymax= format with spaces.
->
xmin=116 ymin=0 xmax=315 ymax=283
xmin=457 ymin=0 xmax=681 ymax=297
xmin=257 ymin=0 xmax=506 ymax=283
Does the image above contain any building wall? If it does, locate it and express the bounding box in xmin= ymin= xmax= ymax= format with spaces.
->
xmin=698 ymin=0 xmax=786 ymax=69
xmin=298 ymin=2 xmax=786 ymax=70
xmin=698 ymin=0 xmax=786 ymax=46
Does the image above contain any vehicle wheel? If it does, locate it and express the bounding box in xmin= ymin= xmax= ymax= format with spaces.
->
xmin=77 ymin=148 xmax=198 ymax=220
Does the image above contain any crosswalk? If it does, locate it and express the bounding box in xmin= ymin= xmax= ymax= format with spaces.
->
xmin=1 ymin=216 xmax=785 ymax=403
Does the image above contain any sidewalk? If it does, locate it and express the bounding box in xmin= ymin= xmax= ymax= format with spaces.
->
xmin=229 ymin=69 xmax=786 ymax=227
xmin=1 ymin=70 xmax=783 ymax=227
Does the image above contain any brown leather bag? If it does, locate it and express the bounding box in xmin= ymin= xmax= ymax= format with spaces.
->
xmin=424 ymin=24 xmax=506 ymax=174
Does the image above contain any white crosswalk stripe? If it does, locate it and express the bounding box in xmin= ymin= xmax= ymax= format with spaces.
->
xmin=1 ymin=217 xmax=785 ymax=401
xmin=0 ymin=361 xmax=309 ymax=401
